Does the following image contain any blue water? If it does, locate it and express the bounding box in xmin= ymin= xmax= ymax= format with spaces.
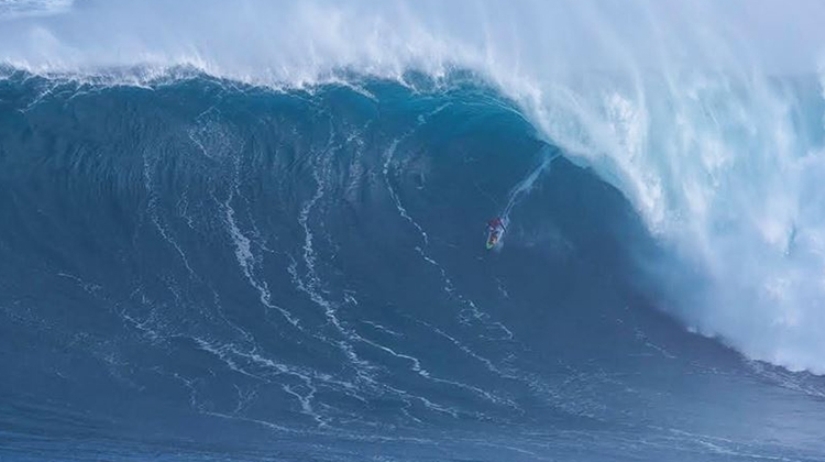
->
xmin=1 ymin=70 xmax=825 ymax=461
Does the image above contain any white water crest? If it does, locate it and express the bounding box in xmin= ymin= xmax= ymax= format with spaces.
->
xmin=3 ymin=0 xmax=825 ymax=373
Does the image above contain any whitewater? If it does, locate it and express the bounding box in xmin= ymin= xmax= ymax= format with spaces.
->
xmin=2 ymin=1 xmax=825 ymax=461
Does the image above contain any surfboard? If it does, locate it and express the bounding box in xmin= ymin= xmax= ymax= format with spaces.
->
xmin=486 ymin=228 xmax=502 ymax=250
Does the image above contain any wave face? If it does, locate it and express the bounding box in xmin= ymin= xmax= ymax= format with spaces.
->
xmin=1 ymin=71 xmax=824 ymax=462
xmin=3 ymin=1 xmax=825 ymax=460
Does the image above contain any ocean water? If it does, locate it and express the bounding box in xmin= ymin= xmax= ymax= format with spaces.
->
xmin=3 ymin=1 xmax=825 ymax=461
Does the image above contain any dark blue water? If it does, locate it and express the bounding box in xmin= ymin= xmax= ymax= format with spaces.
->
xmin=1 ymin=70 xmax=825 ymax=461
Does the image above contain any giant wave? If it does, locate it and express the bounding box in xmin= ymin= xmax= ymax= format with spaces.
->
xmin=3 ymin=1 xmax=825 ymax=461
xmin=4 ymin=0 xmax=825 ymax=373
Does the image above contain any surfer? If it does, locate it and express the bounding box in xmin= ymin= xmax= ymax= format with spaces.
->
xmin=486 ymin=217 xmax=506 ymax=249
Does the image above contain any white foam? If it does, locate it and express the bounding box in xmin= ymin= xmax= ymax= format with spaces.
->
xmin=193 ymin=336 xmax=335 ymax=425
xmin=383 ymin=139 xmax=429 ymax=245
xmin=192 ymin=116 xmax=302 ymax=327
xmin=141 ymin=148 xmax=196 ymax=277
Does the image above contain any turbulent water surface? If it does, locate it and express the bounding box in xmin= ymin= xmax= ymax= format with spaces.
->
xmin=3 ymin=1 xmax=825 ymax=461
